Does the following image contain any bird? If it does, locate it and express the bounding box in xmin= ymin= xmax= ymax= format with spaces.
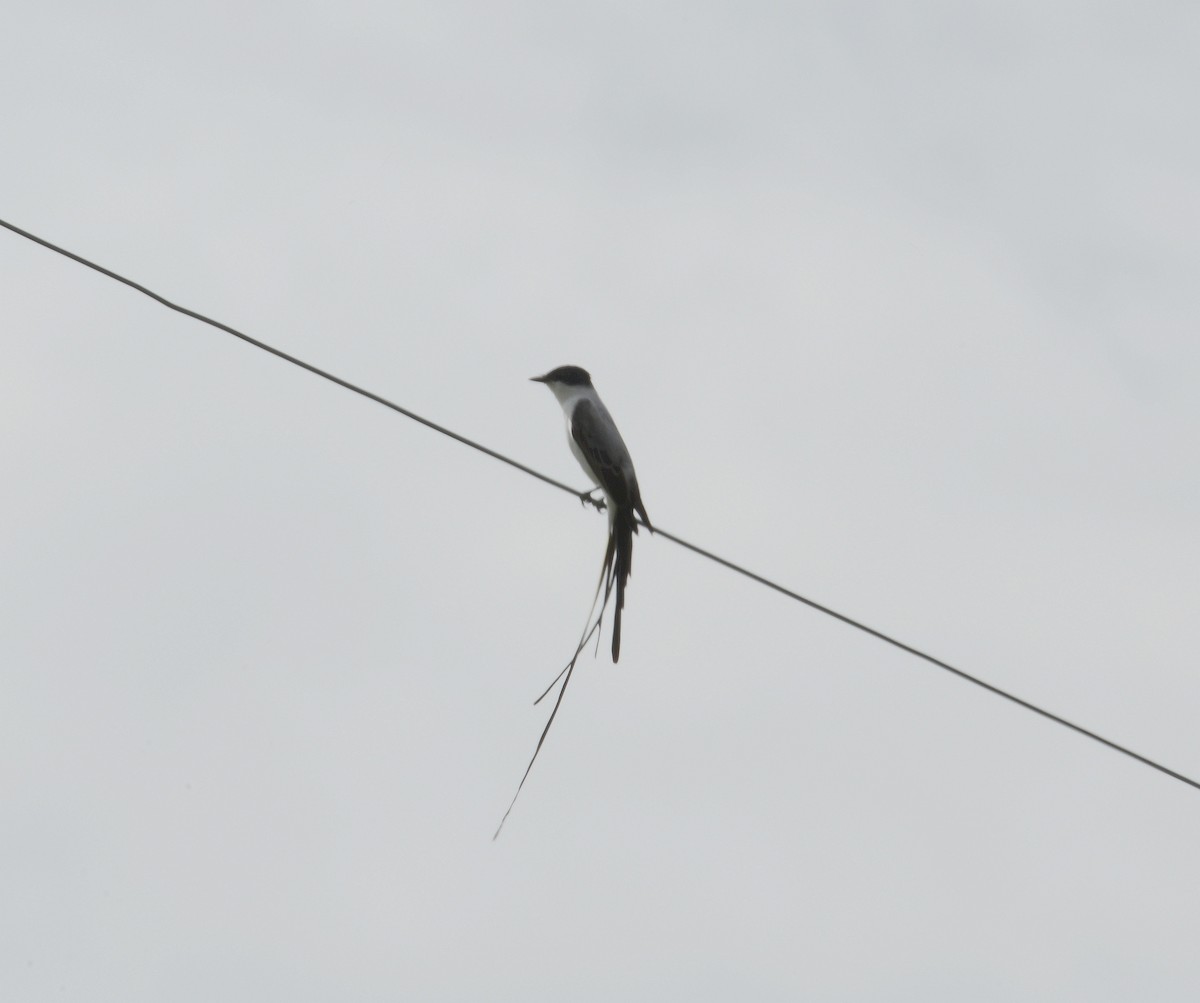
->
xmin=531 ymin=365 xmax=651 ymax=662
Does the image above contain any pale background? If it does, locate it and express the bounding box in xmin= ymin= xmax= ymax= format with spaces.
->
xmin=3 ymin=2 xmax=1198 ymax=999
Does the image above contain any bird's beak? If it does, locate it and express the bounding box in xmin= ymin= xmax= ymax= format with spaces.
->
xmin=529 ymin=374 xmax=549 ymax=383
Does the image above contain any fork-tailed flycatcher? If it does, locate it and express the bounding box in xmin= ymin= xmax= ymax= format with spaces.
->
xmin=531 ymin=365 xmax=651 ymax=662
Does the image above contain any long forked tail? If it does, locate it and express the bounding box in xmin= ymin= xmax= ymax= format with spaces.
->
xmin=493 ymin=530 xmax=617 ymax=839
xmin=493 ymin=508 xmax=637 ymax=837
xmin=609 ymin=508 xmax=635 ymax=663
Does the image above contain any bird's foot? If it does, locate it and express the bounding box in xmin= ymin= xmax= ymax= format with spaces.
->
xmin=579 ymin=489 xmax=606 ymax=512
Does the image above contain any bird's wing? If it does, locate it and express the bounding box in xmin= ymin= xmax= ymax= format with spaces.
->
xmin=570 ymin=398 xmax=633 ymax=509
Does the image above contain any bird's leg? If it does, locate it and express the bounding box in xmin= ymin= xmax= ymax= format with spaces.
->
xmin=579 ymin=488 xmax=606 ymax=512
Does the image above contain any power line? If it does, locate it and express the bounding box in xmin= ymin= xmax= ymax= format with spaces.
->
xmin=4 ymin=214 xmax=1198 ymax=797
xmin=0 ymin=218 xmax=574 ymax=499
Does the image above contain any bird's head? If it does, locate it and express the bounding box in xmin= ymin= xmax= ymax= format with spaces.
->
xmin=530 ymin=365 xmax=592 ymax=389
xmin=530 ymin=366 xmax=595 ymax=405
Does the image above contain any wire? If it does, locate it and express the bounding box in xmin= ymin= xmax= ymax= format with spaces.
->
xmin=0 ymin=218 xmax=575 ymax=499
xmin=654 ymin=526 xmax=1200 ymax=791
xmin=4 ymin=215 xmax=1198 ymax=797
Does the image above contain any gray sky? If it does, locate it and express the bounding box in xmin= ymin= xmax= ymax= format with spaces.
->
xmin=3 ymin=2 xmax=1199 ymax=999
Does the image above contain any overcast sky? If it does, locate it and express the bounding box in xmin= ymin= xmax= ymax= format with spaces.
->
xmin=3 ymin=2 xmax=1199 ymax=999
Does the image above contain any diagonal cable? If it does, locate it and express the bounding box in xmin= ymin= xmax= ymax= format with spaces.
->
xmin=4 ymin=215 xmax=1197 ymax=796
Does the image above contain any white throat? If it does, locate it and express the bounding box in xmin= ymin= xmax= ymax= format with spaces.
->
xmin=545 ymin=381 xmax=595 ymax=412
